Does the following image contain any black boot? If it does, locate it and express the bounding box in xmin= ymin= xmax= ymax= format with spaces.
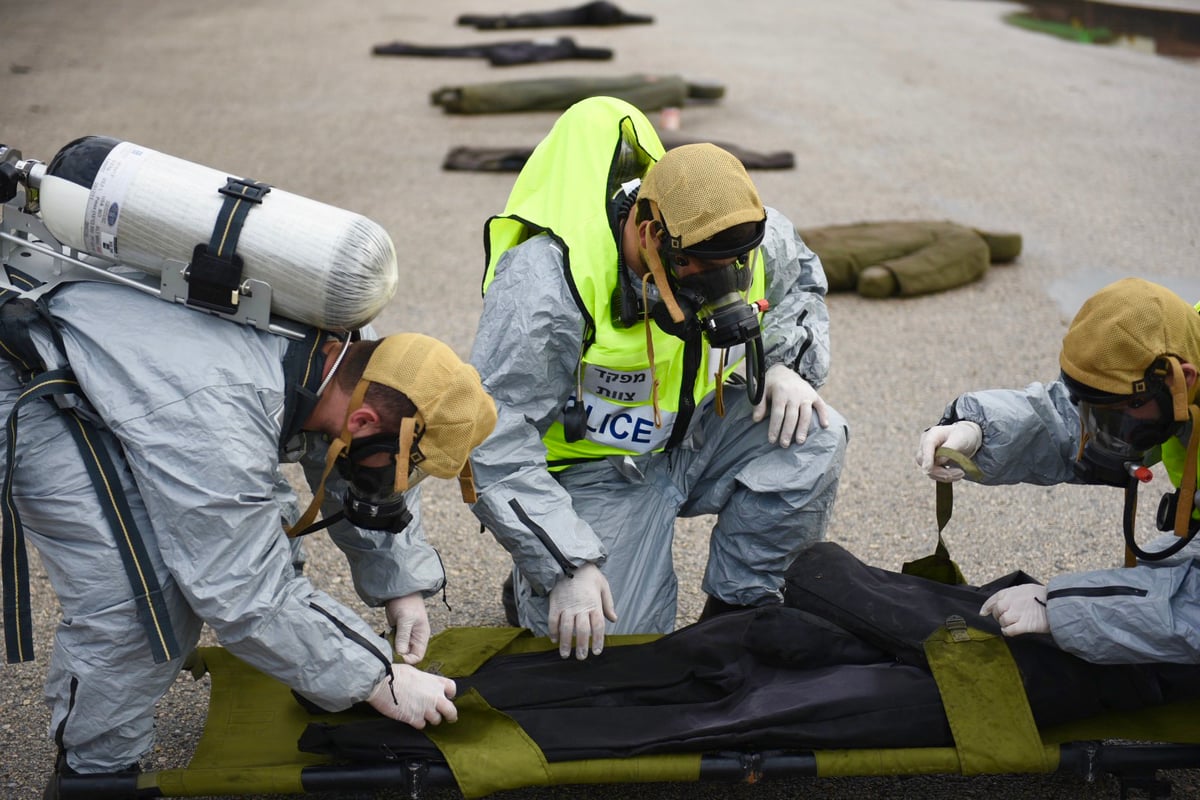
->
xmin=42 ymin=752 xmax=75 ymax=800
xmin=44 ymin=753 xmax=141 ymax=800
xmin=699 ymin=593 xmax=784 ymax=622
xmin=698 ymin=594 xmax=753 ymax=621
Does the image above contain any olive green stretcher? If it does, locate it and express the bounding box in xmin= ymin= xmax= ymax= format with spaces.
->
xmin=55 ymin=624 xmax=1200 ymax=800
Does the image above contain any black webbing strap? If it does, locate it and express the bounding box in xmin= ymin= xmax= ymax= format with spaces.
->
xmin=186 ymin=177 xmax=272 ymax=314
xmin=1 ymin=369 xmax=182 ymax=665
xmin=0 ymin=288 xmax=40 ymax=380
xmin=2 ymin=264 xmax=41 ymax=292
xmin=277 ymin=324 xmax=326 ymax=451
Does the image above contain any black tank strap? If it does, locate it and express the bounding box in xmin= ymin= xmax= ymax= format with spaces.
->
xmin=186 ymin=177 xmax=272 ymax=315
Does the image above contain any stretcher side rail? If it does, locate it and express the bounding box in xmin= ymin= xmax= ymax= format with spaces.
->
xmin=54 ymin=742 xmax=1200 ymax=799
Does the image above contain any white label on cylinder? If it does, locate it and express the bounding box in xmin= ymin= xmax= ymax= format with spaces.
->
xmin=82 ymin=141 xmax=149 ymax=259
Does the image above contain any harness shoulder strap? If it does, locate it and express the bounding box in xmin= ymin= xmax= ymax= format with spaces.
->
xmin=278 ymin=324 xmax=327 ymax=457
xmin=0 ymin=286 xmax=182 ymax=665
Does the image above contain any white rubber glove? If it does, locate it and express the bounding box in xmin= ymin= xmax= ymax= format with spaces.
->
xmin=980 ymin=584 xmax=1050 ymax=637
xmin=366 ymin=664 xmax=458 ymax=729
xmin=385 ymin=593 xmax=431 ymax=665
xmin=751 ymin=364 xmax=830 ymax=447
xmin=547 ymin=562 xmax=618 ymax=660
xmin=916 ymin=421 xmax=983 ymax=482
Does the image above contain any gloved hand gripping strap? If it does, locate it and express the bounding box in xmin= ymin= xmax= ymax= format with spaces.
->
xmin=902 ymin=448 xmax=982 ymax=585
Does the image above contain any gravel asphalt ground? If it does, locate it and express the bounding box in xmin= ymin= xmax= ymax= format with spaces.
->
xmin=2 ymin=1 xmax=1199 ymax=798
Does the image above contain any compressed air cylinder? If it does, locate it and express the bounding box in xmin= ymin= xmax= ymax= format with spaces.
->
xmin=37 ymin=136 xmax=398 ymax=330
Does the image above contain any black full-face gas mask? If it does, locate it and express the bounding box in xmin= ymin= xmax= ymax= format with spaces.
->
xmin=333 ymin=432 xmax=426 ymax=533
xmin=289 ymin=430 xmax=426 ymax=538
xmin=1063 ymin=371 xmax=1180 ymax=488
xmin=620 ymin=206 xmax=769 ymax=403
xmin=653 ymin=225 xmax=769 ymax=404
xmin=652 ymin=247 xmax=761 ymax=347
xmin=1063 ymin=367 xmax=1199 ymax=562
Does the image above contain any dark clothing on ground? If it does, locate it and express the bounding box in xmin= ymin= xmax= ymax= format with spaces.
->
xmin=443 ymin=134 xmax=793 ymax=172
xmin=372 ymin=37 xmax=612 ymax=66
xmin=798 ymin=220 xmax=1022 ymax=297
xmin=431 ymin=74 xmax=723 ymax=114
xmin=456 ymin=1 xmax=653 ymax=29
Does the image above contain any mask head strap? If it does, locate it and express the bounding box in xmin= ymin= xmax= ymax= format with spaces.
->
xmin=394 ymin=415 xmax=419 ymax=493
xmin=1171 ymin=399 xmax=1199 ymax=539
xmin=459 ymin=460 xmax=478 ymax=503
xmin=637 ymin=213 xmax=686 ymax=324
xmin=1160 ymin=355 xmax=1191 ymax=423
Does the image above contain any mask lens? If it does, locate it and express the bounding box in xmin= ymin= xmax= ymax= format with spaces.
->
xmin=1080 ymin=390 xmax=1178 ymax=457
xmin=1082 ymin=403 xmax=1148 ymax=459
xmin=338 ymin=436 xmax=396 ymax=495
xmin=338 ymin=433 xmax=430 ymax=498
xmin=348 ymin=464 xmax=396 ymax=498
xmin=671 ymin=254 xmax=751 ymax=298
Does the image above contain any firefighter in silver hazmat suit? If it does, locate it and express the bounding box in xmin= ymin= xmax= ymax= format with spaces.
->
xmin=917 ymin=277 xmax=1200 ymax=663
xmin=0 ymin=283 xmax=496 ymax=788
xmin=468 ymin=97 xmax=849 ymax=660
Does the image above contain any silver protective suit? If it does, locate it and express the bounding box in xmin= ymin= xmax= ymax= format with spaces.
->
xmin=469 ymin=208 xmax=849 ymax=634
xmin=0 ymin=282 xmax=441 ymax=772
xmin=945 ymin=380 xmax=1200 ymax=663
